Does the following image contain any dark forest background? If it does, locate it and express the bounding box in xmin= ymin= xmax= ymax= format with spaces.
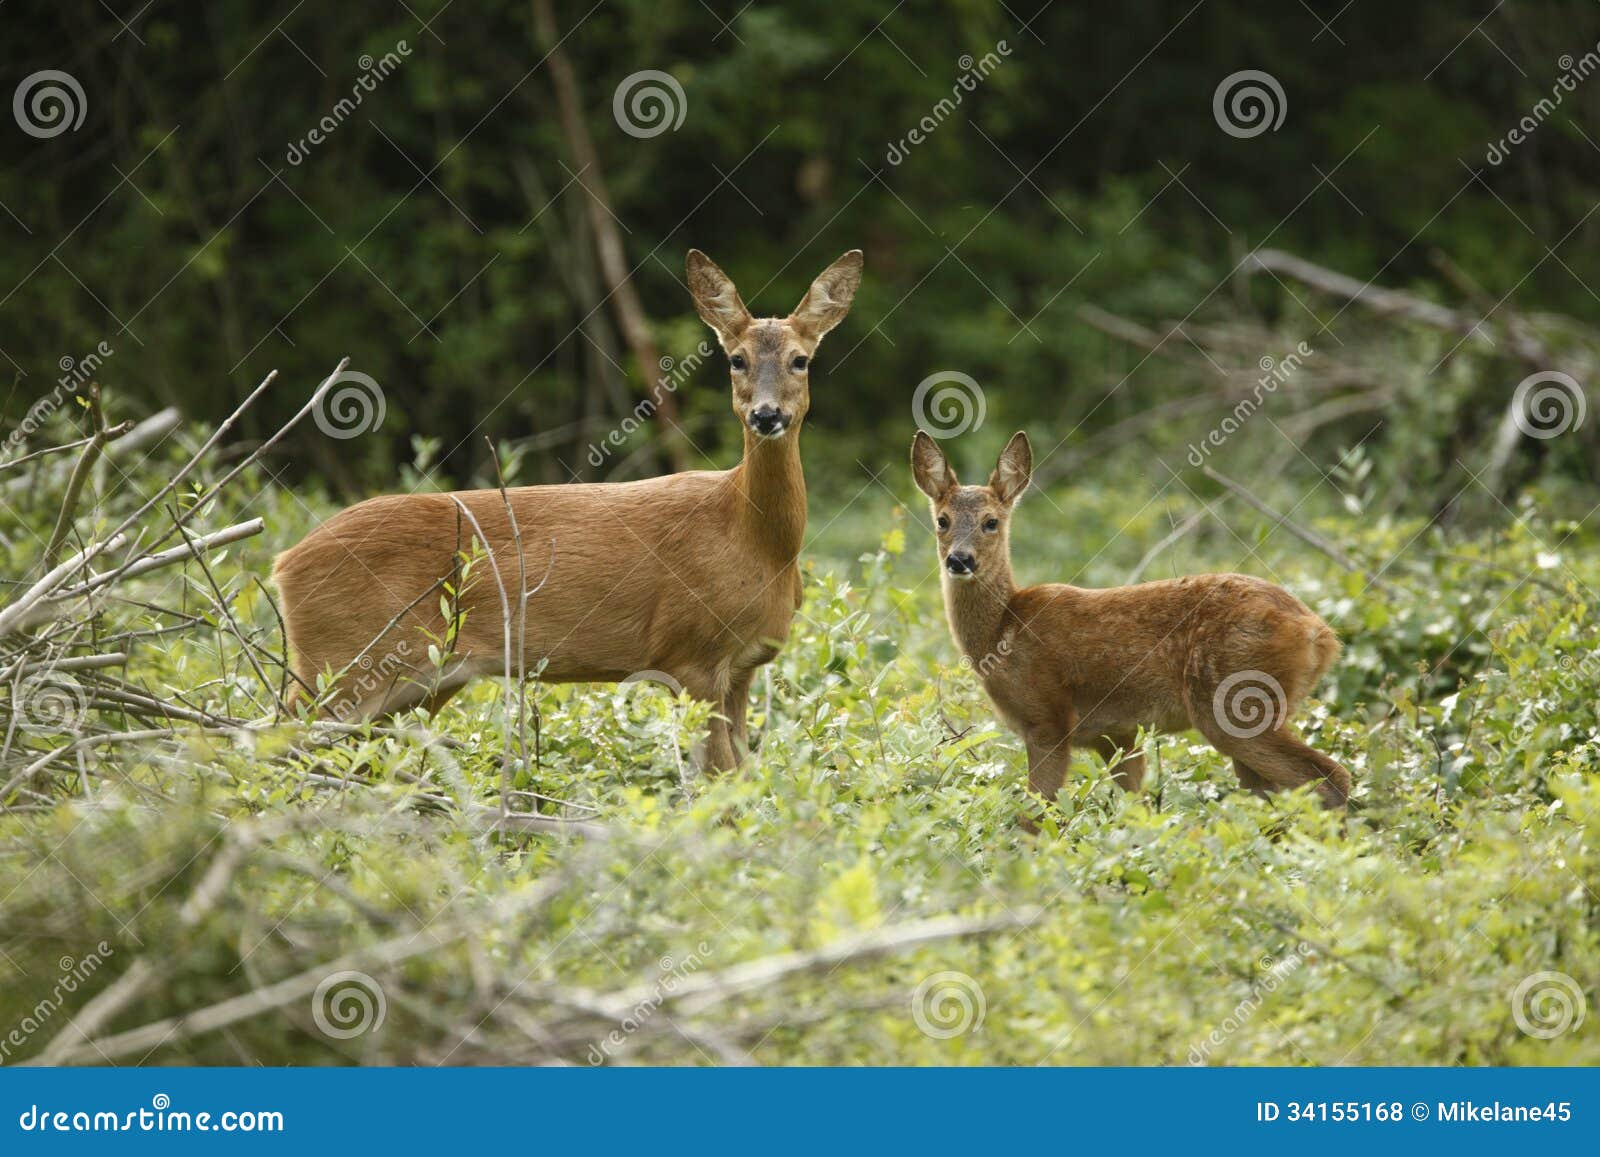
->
xmin=2 ymin=0 xmax=1598 ymax=501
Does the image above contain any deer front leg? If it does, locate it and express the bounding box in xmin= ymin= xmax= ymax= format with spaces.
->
xmin=724 ymin=668 xmax=754 ymax=762
xmin=1024 ymin=733 xmax=1072 ymax=805
xmin=684 ymin=667 xmax=738 ymax=776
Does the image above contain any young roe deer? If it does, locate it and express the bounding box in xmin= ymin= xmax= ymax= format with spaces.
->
xmin=271 ymin=249 xmax=863 ymax=771
xmin=911 ymin=430 xmax=1351 ymax=812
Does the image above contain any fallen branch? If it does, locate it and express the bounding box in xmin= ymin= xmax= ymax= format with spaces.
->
xmin=1202 ymin=465 xmax=1395 ymax=593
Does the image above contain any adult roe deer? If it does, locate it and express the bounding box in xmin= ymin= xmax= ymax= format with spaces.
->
xmin=272 ymin=249 xmax=863 ymax=771
xmin=911 ymin=430 xmax=1351 ymax=812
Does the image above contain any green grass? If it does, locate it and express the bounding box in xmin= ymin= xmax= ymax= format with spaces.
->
xmin=1 ymin=435 xmax=1597 ymax=1066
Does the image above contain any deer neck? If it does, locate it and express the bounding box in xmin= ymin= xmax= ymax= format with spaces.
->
xmin=943 ymin=556 xmax=1017 ymax=662
xmin=733 ymin=425 xmax=807 ymax=565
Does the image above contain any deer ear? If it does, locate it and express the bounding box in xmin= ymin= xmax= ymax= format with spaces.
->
xmin=989 ymin=431 xmax=1032 ymax=506
xmin=790 ymin=249 xmax=864 ymax=343
xmin=911 ymin=431 xmax=958 ymax=500
xmin=687 ymin=249 xmax=752 ymax=347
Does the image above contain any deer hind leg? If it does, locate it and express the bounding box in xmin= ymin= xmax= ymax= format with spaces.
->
xmin=1232 ymin=759 xmax=1272 ymax=797
xmin=1092 ymin=732 xmax=1146 ymax=794
xmin=1197 ymin=719 xmax=1350 ymax=810
xmin=1188 ymin=677 xmax=1350 ymax=810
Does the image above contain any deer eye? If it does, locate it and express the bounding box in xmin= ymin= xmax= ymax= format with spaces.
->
xmin=936 ymin=515 xmax=950 ymax=532
xmin=730 ymin=354 xmax=747 ymax=371
xmin=791 ymin=355 xmax=808 ymax=372
xmin=983 ymin=517 xmax=999 ymax=532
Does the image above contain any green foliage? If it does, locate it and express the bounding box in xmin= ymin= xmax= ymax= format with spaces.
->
xmin=1 ymin=440 xmax=1596 ymax=1065
xmin=4 ymin=2 xmax=1600 ymax=496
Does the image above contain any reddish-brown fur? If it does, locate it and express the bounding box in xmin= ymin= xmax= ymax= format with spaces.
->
xmin=911 ymin=430 xmax=1351 ymax=811
xmin=272 ymin=249 xmax=863 ymax=771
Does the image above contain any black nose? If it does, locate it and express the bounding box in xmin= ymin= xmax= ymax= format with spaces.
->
xmin=749 ymin=406 xmax=786 ymax=435
xmin=945 ymin=551 xmax=976 ymax=576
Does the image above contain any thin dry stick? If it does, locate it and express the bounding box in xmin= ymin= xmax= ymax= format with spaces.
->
xmin=169 ymin=507 xmax=282 ymax=716
xmin=487 ymin=442 xmax=527 ymax=819
xmin=1125 ymin=510 xmax=1207 ymax=584
xmin=1201 ymin=465 xmax=1396 ymax=593
xmin=51 ymin=519 xmax=264 ymax=601
xmin=447 ymin=498 xmax=515 ymax=798
xmin=42 ymin=385 xmax=116 ymax=568
xmin=0 ymin=533 xmax=129 ymax=636
xmin=100 ymin=368 xmax=284 ymax=548
xmin=88 ymin=360 xmax=346 ymax=598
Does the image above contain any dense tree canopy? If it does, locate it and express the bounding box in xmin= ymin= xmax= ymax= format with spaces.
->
xmin=4 ymin=1 xmax=1597 ymax=496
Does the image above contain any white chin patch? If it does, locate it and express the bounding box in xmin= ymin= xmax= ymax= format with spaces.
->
xmin=759 ymin=426 xmax=789 ymax=439
xmin=946 ymin=570 xmax=976 ymax=582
